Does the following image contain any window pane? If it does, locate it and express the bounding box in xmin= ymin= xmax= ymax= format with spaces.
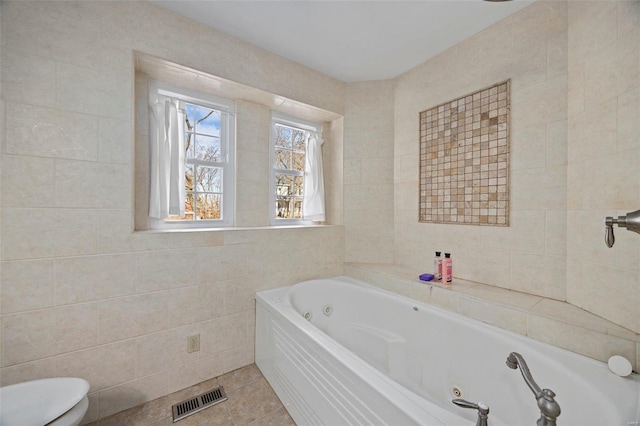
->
xmin=294 ymin=176 xmax=303 ymax=196
xmin=275 ymin=174 xmax=292 ymax=196
xmin=195 ymin=135 xmax=221 ymax=162
xmin=185 ymin=104 xmax=197 ymax=132
xmin=185 ymin=132 xmax=195 ymax=159
xmin=185 ymin=164 xmax=195 ymax=192
xmin=274 ymin=149 xmax=291 ymax=170
xmin=293 ymin=198 xmax=302 ymax=218
xmin=163 ymin=193 xmax=195 ymax=221
xmin=293 ymin=152 xmax=305 ymax=172
xmin=196 ymin=108 xmax=221 ymax=137
xmin=275 ymin=124 xmax=292 ymax=148
xmin=196 ymin=194 xmax=221 ymax=220
xmin=195 ymin=166 xmax=222 ymax=193
xmin=292 ymin=129 xmax=306 ymax=151
xmin=185 ymin=193 xmax=195 ymax=220
xmin=275 ymin=197 xmax=292 ymax=219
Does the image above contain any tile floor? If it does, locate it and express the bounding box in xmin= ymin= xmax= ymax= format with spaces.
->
xmin=87 ymin=364 xmax=296 ymax=425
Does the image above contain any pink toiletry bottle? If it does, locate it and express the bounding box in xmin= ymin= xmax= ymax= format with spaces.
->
xmin=442 ymin=253 xmax=452 ymax=284
xmin=434 ymin=251 xmax=442 ymax=281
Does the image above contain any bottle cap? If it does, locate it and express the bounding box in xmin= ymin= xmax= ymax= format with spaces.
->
xmin=435 ymin=251 xmax=441 ymax=256
xmin=445 ymin=253 xmax=451 ymax=258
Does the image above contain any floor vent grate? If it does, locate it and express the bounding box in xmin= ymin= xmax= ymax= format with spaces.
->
xmin=172 ymin=386 xmax=228 ymax=422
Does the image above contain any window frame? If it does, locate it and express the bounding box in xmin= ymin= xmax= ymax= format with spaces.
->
xmin=270 ymin=111 xmax=322 ymax=226
xmin=149 ymin=80 xmax=235 ymax=229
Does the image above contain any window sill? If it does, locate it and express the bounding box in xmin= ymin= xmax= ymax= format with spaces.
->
xmin=135 ymin=223 xmax=340 ymax=235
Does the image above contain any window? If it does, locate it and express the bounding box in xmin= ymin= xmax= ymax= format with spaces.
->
xmin=149 ymin=81 xmax=235 ymax=228
xmin=270 ymin=112 xmax=323 ymax=225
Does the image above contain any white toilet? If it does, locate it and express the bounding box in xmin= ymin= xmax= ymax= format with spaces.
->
xmin=0 ymin=377 xmax=90 ymax=426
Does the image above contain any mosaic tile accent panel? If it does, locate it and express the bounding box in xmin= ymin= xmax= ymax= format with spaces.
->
xmin=419 ymin=80 xmax=510 ymax=226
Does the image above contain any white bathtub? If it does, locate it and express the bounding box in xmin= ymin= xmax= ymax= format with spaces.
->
xmin=255 ymin=276 xmax=640 ymax=425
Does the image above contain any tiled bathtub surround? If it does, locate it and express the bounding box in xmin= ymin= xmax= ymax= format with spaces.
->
xmin=343 ymin=81 xmax=395 ymax=264
xmin=346 ymin=263 xmax=640 ymax=372
xmin=419 ymin=80 xmax=510 ymax=226
xmin=394 ymin=0 xmax=640 ymax=334
xmin=565 ymin=1 xmax=640 ymax=334
xmin=394 ymin=0 xmax=570 ymax=300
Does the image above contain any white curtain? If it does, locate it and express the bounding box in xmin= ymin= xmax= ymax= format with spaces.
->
xmin=149 ymin=97 xmax=186 ymax=219
xmin=303 ymin=132 xmax=325 ymax=222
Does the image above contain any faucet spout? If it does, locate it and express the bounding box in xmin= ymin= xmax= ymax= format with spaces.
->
xmin=506 ymin=352 xmax=561 ymax=426
xmin=506 ymin=352 xmax=542 ymax=395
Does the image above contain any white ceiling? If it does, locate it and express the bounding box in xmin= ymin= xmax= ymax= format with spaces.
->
xmin=150 ymin=0 xmax=534 ymax=83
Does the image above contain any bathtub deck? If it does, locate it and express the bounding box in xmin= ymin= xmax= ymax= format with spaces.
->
xmin=86 ymin=364 xmax=295 ymax=426
xmin=345 ymin=262 xmax=640 ymax=372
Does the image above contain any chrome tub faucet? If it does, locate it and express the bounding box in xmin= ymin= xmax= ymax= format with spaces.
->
xmin=506 ymin=352 xmax=561 ymax=426
xmin=605 ymin=208 xmax=640 ymax=247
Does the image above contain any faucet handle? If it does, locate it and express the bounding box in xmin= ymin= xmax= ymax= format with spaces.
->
xmin=452 ymin=398 xmax=490 ymax=426
xmin=605 ymin=221 xmax=615 ymax=248
xmin=604 ymin=210 xmax=640 ymax=248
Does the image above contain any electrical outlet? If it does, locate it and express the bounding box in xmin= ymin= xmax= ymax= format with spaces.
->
xmin=187 ymin=334 xmax=200 ymax=353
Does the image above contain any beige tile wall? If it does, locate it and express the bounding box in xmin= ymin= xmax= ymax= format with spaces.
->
xmin=1 ymin=0 xmax=639 ymax=423
xmin=235 ymin=100 xmax=271 ymax=227
xmin=566 ymin=0 xmax=640 ymax=333
xmin=0 ymin=0 xmax=344 ymax=423
xmin=324 ymin=118 xmax=344 ymax=225
xmin=344 ymin=81 xmax=395 ymax=263
xmin=393 ymin=0 xmax=640 ymax=334
xmin=394 ymin=1 xmax=569 ymax=300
